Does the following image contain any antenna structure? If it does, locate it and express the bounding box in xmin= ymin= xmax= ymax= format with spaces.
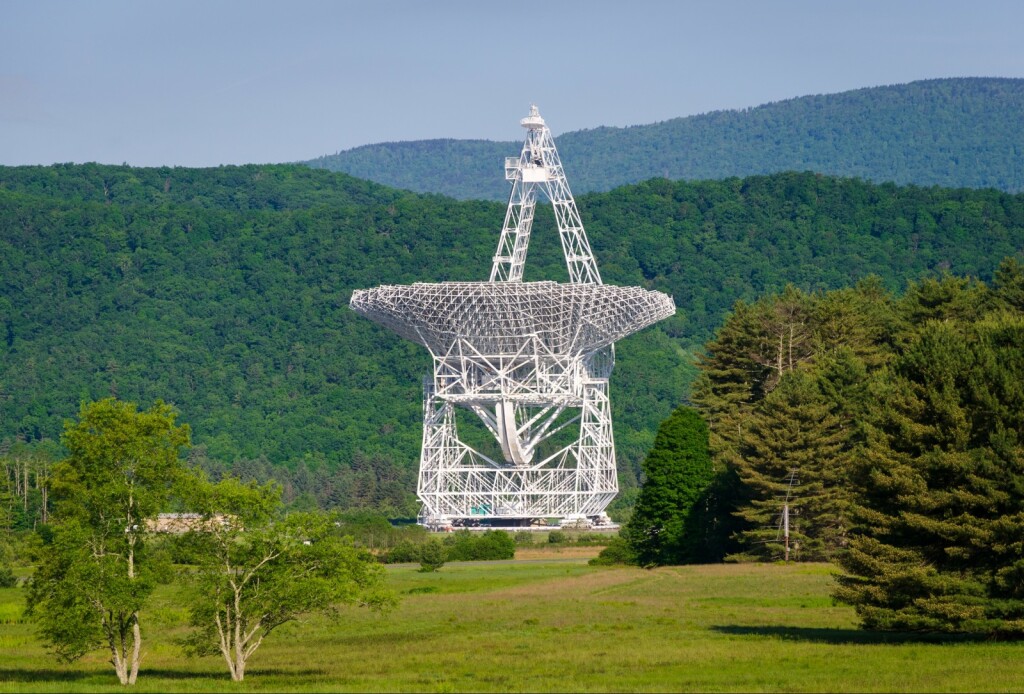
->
xmin=351 ymin=106 xmax=675 ymax=529
xmin=491 ymin=105 xmax=600 ymax=285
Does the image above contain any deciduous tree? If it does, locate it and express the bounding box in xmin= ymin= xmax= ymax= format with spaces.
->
xmin=182 ymin=477 xmax=394 ymax=682
xmin=25 ymin=398 xmax=190 ymax=685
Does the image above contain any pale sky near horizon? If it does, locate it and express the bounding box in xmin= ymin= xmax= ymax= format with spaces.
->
xmin=2 ymin=0 xmax=1023 ymax=168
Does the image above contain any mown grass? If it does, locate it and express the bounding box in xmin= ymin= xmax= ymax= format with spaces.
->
xmin=1 ymin=560 xmax=1021 ymax=692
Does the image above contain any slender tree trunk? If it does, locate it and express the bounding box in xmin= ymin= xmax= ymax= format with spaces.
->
xmin=233 ymin=590 xmax=245 ymax=681
xmin=120 ymin=516 xmax=142 ymax=685
xmin=127 ymin=538 xmax=135 ymax=579
xmin=215 ymin=589 xmax=247 ymax=681
xmin=108 ymin=614 xmax=130 ymax=685
xmin=128 ymin=619 xmax=141 ymax=685
xmin=113 ymin=656 xmax=128 ymax=685
xmin=788 ymin=324 xmax=795 ymax=370
xmin=104 ymin=608 xmax=142 ymax=684
xmin=776 ymin=333 xmax=784 ymax=378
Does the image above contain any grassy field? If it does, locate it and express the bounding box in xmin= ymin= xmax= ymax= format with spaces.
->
xmin=1 ymin=552 xmax=1022 ymax=692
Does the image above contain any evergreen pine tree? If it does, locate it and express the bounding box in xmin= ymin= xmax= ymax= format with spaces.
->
xmin=729 ymin=370 xmax=853 ymax=561
xmin=693 ymin=289 xmax=817 ymax=489
xmin=898 ymin=273 xmax=991 ymax=330
xmin=835 ymin=314 xmax=1024 ymax=635
xmin=813 ymin=276 xmax=901 ymax=370
xmin=625 ymin=406 xmax=714 ymax=565
xmin=993 ymin=255 xmax=1024 ymax=311
xmin=693 ymin=284 xmax=887 ymax=561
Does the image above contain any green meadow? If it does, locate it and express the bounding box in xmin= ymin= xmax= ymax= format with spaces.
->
xmin=1 ymin=557 xmax=1021 ymax=692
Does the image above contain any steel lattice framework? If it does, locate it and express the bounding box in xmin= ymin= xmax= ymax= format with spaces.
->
xmin=350 ymin=106 xmax=675 ymax=528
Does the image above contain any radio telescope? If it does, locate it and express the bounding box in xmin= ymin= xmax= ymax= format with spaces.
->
xmin=351 ymin=106 xmax=675 ymax=528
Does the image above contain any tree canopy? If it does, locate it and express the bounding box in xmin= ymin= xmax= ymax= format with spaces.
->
xmin=683 ymin=259 xmax=1024 ymax=634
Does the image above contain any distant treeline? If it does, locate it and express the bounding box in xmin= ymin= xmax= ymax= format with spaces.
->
xmin=1 ymin=162 xmax=1022 ymax=517
xmin=308 ymin=78 xmax=1024 ymax=199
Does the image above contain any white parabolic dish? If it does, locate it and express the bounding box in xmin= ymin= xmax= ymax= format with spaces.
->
xmin=350 ymin=281 xmax=676 ymax=357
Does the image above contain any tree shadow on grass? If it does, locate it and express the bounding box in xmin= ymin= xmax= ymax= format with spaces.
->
xmin=0 ymin=668 xmax=224 ymax=684
xmin=711 ymin=625 xmax=994 ymax=645
xmin=0 ymin=669 xmax=93 ymax=684
xmin=144 ymin=667 xmax=327 ymax=681
xmin=0 ymin=667 xmax=325 ymax=683
xmin=136 ymin=669 xmax=225 ymax=680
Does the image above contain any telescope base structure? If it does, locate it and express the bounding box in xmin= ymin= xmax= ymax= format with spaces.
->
xmin=349 ymin=280 xmax=675 ymax=527
xmin=417 ymin=377 xmax=619 ymax=528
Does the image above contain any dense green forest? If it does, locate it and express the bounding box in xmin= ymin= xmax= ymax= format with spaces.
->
xmin=308 ymin=78 xmax=1024 ymax=200
xmin=2 ymin=163 xmax=1023 ymax=517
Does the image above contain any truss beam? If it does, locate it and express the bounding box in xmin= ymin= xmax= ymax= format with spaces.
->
xmin=350 ymin=106 xmax=675 ymax=526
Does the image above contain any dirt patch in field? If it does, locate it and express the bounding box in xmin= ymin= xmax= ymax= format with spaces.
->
xmin=514 ymin=546 xmax=603 ymax=561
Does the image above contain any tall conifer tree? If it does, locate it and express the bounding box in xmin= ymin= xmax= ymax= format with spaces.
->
xmin=625 ymin=406 xmax=714 ymax=565
xmin=835 ymin=315 xmax=1024 ymax=635
xmin=729 ymin=370 xmax=852 ymax=561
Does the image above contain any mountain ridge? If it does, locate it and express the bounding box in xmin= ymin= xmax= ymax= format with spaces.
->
xmin=307 ymin=78 xmax=1024 ymax=199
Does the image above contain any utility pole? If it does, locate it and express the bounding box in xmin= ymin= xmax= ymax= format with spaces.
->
xmin=779 ymin=469 xmax=798 ymax=562
xmin=783 ymin=502 xmax=790 ymax=562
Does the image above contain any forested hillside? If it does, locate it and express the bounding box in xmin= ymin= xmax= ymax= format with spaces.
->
xmin=2 ymin=164 xmax=1023 ymax=515
xmin=308 ymin=78 xmax=1024 ymax=199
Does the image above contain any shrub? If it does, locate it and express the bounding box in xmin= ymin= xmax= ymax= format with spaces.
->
xmin=147 ymin=543 xmax=177 ymax=585
xmin=418 ymin=539 xmax=446 ymax=572
xmin=445 ymin=530 xmax=515 ymax=561
xmin=589 ymin=537 xmax=637 ymax=566
xmin=547 ymin=530 xmax=568 ymax=544
xmin=161 ymin=533 xmax=207 ymax=566
xmin=514 ymin=531 xmax=534 ymax=545
xmin=383 ymin=539 xmax=421 ymax=564
xmin=406 ymin=585 xmax=438 ymax=595
xmin=0 ymin=564 xmax=17 ymax=588
xmin=475 ymin=530 xmax=515 ymax=560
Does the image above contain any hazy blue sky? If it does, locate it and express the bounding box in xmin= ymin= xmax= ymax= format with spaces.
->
xmin=3 ymin=0 xmax=1023 ymax=167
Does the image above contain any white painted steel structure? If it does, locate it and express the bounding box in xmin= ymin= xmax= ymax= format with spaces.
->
xmin=350 ymin=106 xmax=675 ymax=528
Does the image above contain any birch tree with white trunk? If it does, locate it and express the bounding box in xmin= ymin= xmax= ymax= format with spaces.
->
xmin=25 ymin=398 xmax=190 ymax=685
xmin=182 ymin=478 xmax=394 ymax=682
